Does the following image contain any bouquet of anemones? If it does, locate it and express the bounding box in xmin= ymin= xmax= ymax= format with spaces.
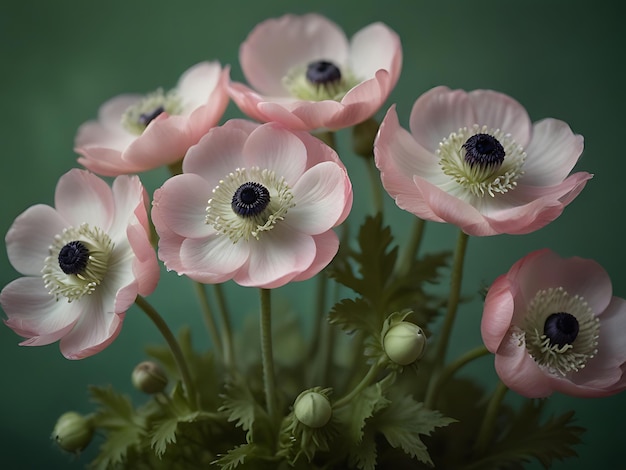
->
xmin=2 ymin=13 xmax=624 ymax=470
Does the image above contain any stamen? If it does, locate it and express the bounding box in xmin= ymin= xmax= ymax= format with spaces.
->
xmin=521 ymin=287 xmax=599 ymax=376
xmin=437 ymin=125 xmax=526 ymax=200
xmin=42 ymin=224 xmax=114 ymax=302
xmin=283 ymin=61 xmax=360 ymax=102
xmin=121 ymin=88 xmax=183 ymax=135
xmin=206 ymin=167 xmax=295 ymax=243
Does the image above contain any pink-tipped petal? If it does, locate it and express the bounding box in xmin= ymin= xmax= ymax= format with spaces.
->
xmin=55 ymin=169 xmax=115 ymax=229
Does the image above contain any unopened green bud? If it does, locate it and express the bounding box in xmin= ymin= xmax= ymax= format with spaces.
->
xmin=132 ymin=361 xmax=168 ymax=394
xmin=52 ymin=411 xmax=94 ymax=454
xmin=383 ymin=321 xmax=427 ymax=365
xmin=294 ymin=390 xmax=332 ymax=428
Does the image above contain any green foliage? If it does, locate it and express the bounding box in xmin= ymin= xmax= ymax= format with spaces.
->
xmin=468 ymin=400 xmax=585 ymax=470
xmin=88 ymin=385 xmax=146 ymax=470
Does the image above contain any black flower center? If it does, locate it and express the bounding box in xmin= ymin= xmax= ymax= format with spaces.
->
xmin=544 ymin=312 xmax=580 ymax=348
xmin=306 ymin=60 xmax=342 ymax=86
xmin=138 ymin=106 xmax=165 ymax=127
xmin=462 ymin=133 xmax=505 ymax=168
xmin=58 ymin=241 xmax=90 ymax=275
xmin=231 ymin=182 xmax=271 ymax=218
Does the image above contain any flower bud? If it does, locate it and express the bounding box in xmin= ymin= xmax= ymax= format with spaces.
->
xmin=132 ymin=361 xmax=168 ymax=394
xmin=383 ymin=321 xmax=427 ymax=365
xmin=294 ymin=390 xmax=332 ymax=428
xmin=51 ymin=411 xmax=94 ymax=454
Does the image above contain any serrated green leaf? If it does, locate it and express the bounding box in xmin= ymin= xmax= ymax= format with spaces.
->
xmin=469 ymin=400 xmax=585 ymax=470
xmin=328 ymin=297 xmax=380 ymax=335
xmin=347 ymin=425 xmax=378 ymax=470
xmin=150 ymin=416 xmax=179 ymax=457
xmin=338 ymin=383 xmax=390 ymax=444
xmin=214 ymin=443 xmax=264 ymax=470
xmin=374 ymin=392 xmax=455 ymax=466
xmin=219 ymin=374 xmax=265 ymax=443
xmin=329 ymin=214 xmax=398 ymax=310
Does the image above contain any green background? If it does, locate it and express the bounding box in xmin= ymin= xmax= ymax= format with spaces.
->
xmin=1 ymin=0 xmax=625 ymax=468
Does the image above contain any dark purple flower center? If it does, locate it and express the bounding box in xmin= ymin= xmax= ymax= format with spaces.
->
xmin=462 ymin=133 xmax=505 ymax=168
xmin=544 ymin=312 xmax=580 ymax=347
xmin=306 ymin=60 xmax=342 ymax=86
xmin=138 ymin=106 xmax=165 ymax=127
xmin=232 ymin=182 xmax=271 ymax=218
xmin=58 ymin=241 xmax=90 ymax=275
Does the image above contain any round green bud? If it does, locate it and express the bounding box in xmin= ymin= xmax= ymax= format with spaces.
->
xmin=51 ymin=411 xmax=94 ymax=454
xmin=294 ymin=390 xmax=332 ymax=428
xmin=383 ymin=321 xmax=427 ymax=365
xmin=132 ymin=361 xmax=168 ymax=394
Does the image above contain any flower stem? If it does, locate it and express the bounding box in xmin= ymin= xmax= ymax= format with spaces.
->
xmin=397 ymin=217 xmax=426 ymax=278
xmin=213 ymin=284 xmax=235 ymax=371
xmin=259 ymin=288 xmax=277 ymax=418
xmin=365 ymin=157 xmax=384 ymax=215
xmin=474 ymin=381 xmax=509 ymax=456
xmin=333 ymin=362 xmax=383 ymax=409
xmin=424 ymin=230 xmax=470 ymax=408
xmin=193 ymin=282 xmax=224 ymax=363
xmin=435 ymin=345 xmax=490 ymax=393
xmin=135 ymin=295 xmax=199 ymax=410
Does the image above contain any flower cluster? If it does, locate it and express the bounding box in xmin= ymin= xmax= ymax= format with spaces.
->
xmin=2 ymin=12 xmax=624 ymax=470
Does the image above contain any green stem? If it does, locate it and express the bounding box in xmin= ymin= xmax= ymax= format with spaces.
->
xmin=424 ymin=230 xmax=470 ymax=408
xmin=213 ymin=284 xmax=235 ymax=371
xmin=193 ymin=282 xmax=223 ymax=362
xmin=365 ymin=157 xmax=384 ymax=215
xmin=474 ymin=381 xmax=509 ymax=456
xmin=259 ymin=288 xmax=277 ymax=418
xmin=135 ymin=296 xmax=199 ymax=410
xmin=334 ymin=362 xmax=383 ymax=409
xmin=435 ymin=345 xmax=490 ymax=394
xmin=397 ymin=217 xmax=426 ymax=278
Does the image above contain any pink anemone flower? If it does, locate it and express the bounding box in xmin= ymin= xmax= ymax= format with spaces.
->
xmin=152 ymin=119 xmax=353 ymax=288
xmin=374 ymin=86 xmax=592 ymax=236
xmin=1 ymin=169 xmax=159 ymax=359
xmin=75 ymin=61 xmax=230 ymax=176
xmin=228 ymin=14 xmax=402 ymax=131
xmin=481 ymin=249 xmax=626 ymax=398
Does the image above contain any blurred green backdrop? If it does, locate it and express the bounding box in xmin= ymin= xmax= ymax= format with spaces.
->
xmin=1 ymin=0 xmax=625 ymax=468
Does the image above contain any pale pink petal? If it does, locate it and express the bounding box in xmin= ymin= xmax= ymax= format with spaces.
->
xmin=409 ymin=87 xmax=477 ymax=153
xmin=55 ymin=169 xmax=115 ymax=229
xmin=290 ymin=100 xmax=346 ymax=131
xmin=349 ymin=22 xmax=402 ymax=80
xmin=183 ymin=124 xmax=249 ymax=188
xmin=108 ymin=175 xmax=148 ymax=240
xmin=240 ymin=14 xmax=349 ymax=96
xmin=5 ymin=205 xmax=66 ymax=276
xmin=481 ymin=276 xmax=515 ymax=353
xmin=494 ymin=336 xmax=555 ymax=398
xmin=126 ymin=224 xmax=159 ymax=297
xmin=153 ymin=173 xmax=213 ymax=239
xmin=59 ymin=300 xmax=124 ymax=359
xmin=291 ymin=230 xmax=340 ymax=282
xmin=522 ymin=119 xmax=585 ymax=186
xmin=177 ymin=61 xmax=224 ymax=112
xmin=255 ymin=100 xmax=315 ymax=130
xmin=468 ymin=89 xmax=532 ymax=147
xmin=376 ymin=105 xmax=445 ymax=182
xmin=234 ymin=227 xmax=316 ymax=288
xmin=185 ymin=65 xmax=231 ymax=141
xmin=243 ymin=124 xmax=307 ymax=185
xmin=289 ymin=162 xmax=351 ymax=234
xmin=122 ymin=115 xmax=193 ymax=168
xmin=178 ymin=235 xmax=249 ymax=284
xmin=1 ymin=277 xmax=82 ymax=338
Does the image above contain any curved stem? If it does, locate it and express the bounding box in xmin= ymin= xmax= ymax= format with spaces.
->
xmin=333 ymin=362 xmax=383 ymax=409
xmin=259 ymin=288 xmax=277 ymax=418
xmin=397 ymin=217 xmax=426 ymax=278
xmin=365 ymin=157 xmax=384 ymax=215
xmin=135 ymin=296 xmax=198 ymax=410
xmin=474 ymin=381 xmax=509 ymax=456
xmin=193 ymin=282 xmax=223 ymax=362
xmin=424 ymin=230 xmax=470 ymax=408
xmin=213 ymin=284 xmax=235 ymax=371
xmin=436 ymin=345 xmax=490 ymax=393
